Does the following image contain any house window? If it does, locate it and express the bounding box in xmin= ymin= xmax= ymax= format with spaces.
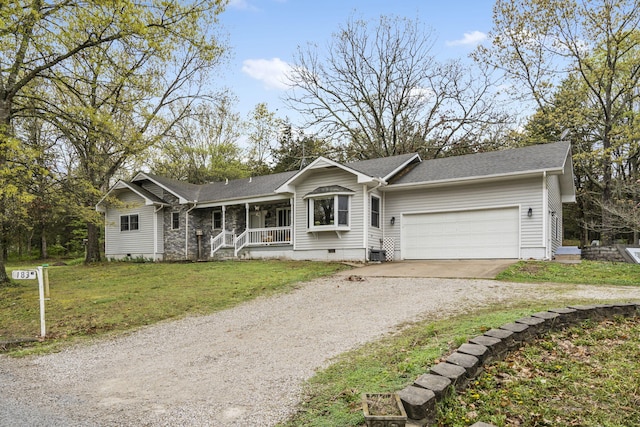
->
xmin=371 ymin=196 xmax=380 ymax=228
xmin=120 ymin=214 xmax=139 ymax=232
xmin=213 ymin=211 xmax=222 ymax=229
xmin=171 ymin=212 xmax=180 ymax=230
xmin=277 ymin=207 xmax=291 ymax=227
xmin=308 ymin=195 xmax=350 ymax=228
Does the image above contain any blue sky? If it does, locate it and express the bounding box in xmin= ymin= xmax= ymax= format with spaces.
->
xmin=219 ymin=0 xmax=495 ymax=122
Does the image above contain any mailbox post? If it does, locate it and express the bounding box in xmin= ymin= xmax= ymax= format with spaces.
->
xmin=11 ymin=266 xmax=48 ymax=337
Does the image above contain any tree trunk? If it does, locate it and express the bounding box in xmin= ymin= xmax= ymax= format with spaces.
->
xmin=41 ymin=225 xmax=48 ymax=260
xmin=0 ymin=100 xmax=12 ymax=284
xmin=85 ymin=221 xmax=101 ymax=263
xmin=0 ymin=251 xmax=8 ymax=284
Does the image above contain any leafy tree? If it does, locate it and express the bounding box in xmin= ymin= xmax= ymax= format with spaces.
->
xmin=271 ymin=120 xmax=335 ymax=172
xmin=151 ymin=97 xmax=249 ymax=183
xmin=285 ymin=15 xmax=507 ymax=161
xmin=478 ymin=0 xmax=640 ymax=245
xmin=0 ymin=0 xmax=228 ymax=273
xmin=245 ymin=103 xmax=280 ymax=175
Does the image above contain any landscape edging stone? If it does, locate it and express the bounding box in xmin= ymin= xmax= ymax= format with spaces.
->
xmin=398 ymin=302 xmax=640 ymax=427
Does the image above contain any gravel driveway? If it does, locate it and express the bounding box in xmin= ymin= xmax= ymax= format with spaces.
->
xmin=2 ymin=276 xmax=639 ymax=427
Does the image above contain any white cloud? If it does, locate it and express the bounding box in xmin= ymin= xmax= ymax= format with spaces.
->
xmin=228 ymin=0 xmax=260 ymax=11
xmin=228 ymin=0 xmax=249 ymax=9
xmin=446 ymin=31 xmax=487 ymax=47
xmin=241 ymin=58 xmax=293 ymax=90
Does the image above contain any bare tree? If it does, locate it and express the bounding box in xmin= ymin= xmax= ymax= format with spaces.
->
xmin=285 ymin=15 xmax=507 ymax=160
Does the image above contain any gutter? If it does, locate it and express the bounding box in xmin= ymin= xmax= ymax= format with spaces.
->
xmin=185 ymin=202 xmax=198 ymax=259
xmin=154 ymin=205 xmax=164 ymax=261
xmin=364 ymin=178 xmax=387 ymax=257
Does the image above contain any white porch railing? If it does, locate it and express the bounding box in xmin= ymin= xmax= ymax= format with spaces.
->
xmin=210 ymin=231 xmax=234 ymax=257
xmin=245 ymin=227 xmax=292 ymax=246
xmin=233 ymin=226 xmax=292 ymax=257
xmin=234 ymin=230 xmax=248 ymax=257
xmin=211 ymin=227 xmax=292 ymax=258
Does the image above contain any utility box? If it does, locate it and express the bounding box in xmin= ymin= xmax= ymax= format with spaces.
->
xmin=369 ymin=249 xmax=386 ymax=262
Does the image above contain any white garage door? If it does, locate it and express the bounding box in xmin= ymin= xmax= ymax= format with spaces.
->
xmin=402 ymin=207 xmax=519 ymax=259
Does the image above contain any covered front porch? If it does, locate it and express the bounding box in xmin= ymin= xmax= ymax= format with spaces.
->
xmin=207 ymin=198 xmax=293 ymax=258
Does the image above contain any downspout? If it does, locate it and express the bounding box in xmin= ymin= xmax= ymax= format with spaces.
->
xmin=185 ymin=202 xmax=197 ymax=259
xmin=154 ymin=206 xmax=163 ymax=261
xmin=290 ymin=197 xmax=295 ymax=250
xmin=365 ymin=178 xmax=386 ymax=259
xmin=542 ymin=172 xmax=549 ymax=259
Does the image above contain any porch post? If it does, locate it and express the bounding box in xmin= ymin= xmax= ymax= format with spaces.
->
xmin=245 ymin=203 xmax=250 ymax=231
xmin=222 ymin=205 xmax=226 ymax=231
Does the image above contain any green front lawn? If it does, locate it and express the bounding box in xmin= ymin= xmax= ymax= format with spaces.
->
xmin=497 ymin=260 xmax=640 ymax=286
xmin=280 ymin=260 xmax=640 ymax=426
xmin=1 ymin=260 xmax=348 ymax=355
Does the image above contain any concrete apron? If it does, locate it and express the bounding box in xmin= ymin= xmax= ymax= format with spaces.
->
xmin=337 ymin=260 xmax=519 ymax=279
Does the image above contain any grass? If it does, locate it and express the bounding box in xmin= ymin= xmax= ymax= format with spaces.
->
xmin=2 ymin=259 xmax=638 ymax=424
xmin=278 ymin=302 xmax=561 ymax=427
xmin=0 ymin=259 xmax=348 ymax=356
xmin=496 ymin=260 xmax=640 ymax=286
xmin=279 ymin=260 xmax=640 ymax=427
xmin=438 ymin=316 xmax=640 ymax=426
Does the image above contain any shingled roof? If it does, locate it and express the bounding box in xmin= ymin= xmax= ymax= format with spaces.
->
xmin=389 ymin=142 xmax=571 ymax=186
xmin=195 ymin=171 xmax=298 ymax=202
xmin=133 ymin=171 xmax=298 ymax=203
xmin=344 ymin=152 xmax=420 ymax=179
xmin=115 ymin=143 xmax=571 ymax=206
xmin=139 ymin=173 xmax=201 ymax=201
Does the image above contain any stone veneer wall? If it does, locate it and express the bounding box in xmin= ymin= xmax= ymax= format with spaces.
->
xmin=396 ymin=303 xmax=639 ymax=426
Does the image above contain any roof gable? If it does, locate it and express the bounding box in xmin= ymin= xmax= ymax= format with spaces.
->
xmin=96 ymin=180 xmax=170 ymax=211
xmin=275 ymin=153 xmax=420 ymax=193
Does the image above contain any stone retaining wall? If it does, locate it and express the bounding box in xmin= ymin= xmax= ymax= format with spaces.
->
xmin=581 ymin=245 xmax=628 ymax=262
xmin=397 ymin=303 xmax=640 ymax=426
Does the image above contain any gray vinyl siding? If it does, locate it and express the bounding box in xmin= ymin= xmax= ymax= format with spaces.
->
xmin=384 ymin=177 xmax=544 ymax=259
xmin=105 ymin=191 xmax=158 ymax=258
xmin=294 ymin=169 xmax=365 ymax=251
xmin=547 ymin=175 xmax=563 ymax=253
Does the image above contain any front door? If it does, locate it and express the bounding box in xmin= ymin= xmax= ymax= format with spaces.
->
xmin=250 ymin=211 xmax=266 ymax=229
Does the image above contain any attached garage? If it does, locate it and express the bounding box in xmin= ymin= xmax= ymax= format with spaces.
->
xmin=401 ymin=207 xmax=520 ymax=259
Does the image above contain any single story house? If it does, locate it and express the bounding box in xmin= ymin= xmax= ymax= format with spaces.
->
xmin=96 ymin=141 xmax=575 ymax=262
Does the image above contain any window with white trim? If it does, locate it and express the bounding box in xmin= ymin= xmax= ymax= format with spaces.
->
xmin=308 ymin=195 xmax=350 ymax=229
xmin=171 ymin=212 xmax=180 ymax=230
xmin=371 ymin=195 xmax=380 ymax=228
xmin=213 ymin=211 xmax=222 ymax=229
xmin=120 ymin=214 xmax=139 ymax=231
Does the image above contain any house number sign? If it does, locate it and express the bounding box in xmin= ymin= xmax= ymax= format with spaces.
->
xmin=11 ymin=270 xmax=37 ymax=280
xmin=11 ymin=266 xmax=48 ymax=337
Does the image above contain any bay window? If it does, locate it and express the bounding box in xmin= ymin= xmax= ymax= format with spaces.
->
xmin=308 ymin=195 xmax=350 ymax=229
